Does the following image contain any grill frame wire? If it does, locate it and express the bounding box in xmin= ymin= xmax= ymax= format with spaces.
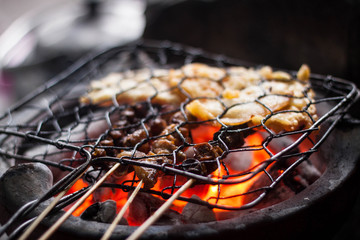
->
xmin=0 ymin=40 xmax=358 ymax=238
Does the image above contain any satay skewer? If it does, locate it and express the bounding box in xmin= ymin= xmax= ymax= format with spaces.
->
xmin=39 ymin=162 xmax=121 ymax=240
xmin=101 ymin=179 xmax=144 ymax=240
xmin=126 ymin=178 xmax=195 ymax=240
xmin=18 ymin=168 xmax=90 ymax=240
xmin=18 ymin=188 xmax=67 ymax=240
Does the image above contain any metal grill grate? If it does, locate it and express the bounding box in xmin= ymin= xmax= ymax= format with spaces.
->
xmin=0 ymin=40 xmax=358 ymax=225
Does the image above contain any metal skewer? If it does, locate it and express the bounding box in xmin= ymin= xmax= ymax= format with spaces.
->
xmin=101 ymin=179 xmax=144 ymax=240
xmin=38 ymin=162 xmax=121 ymax=240
xmin=126 ymin=179 xmax=195 ymax=240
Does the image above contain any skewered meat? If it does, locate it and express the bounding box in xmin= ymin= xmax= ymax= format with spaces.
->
xmin=82 ymin=63 xmax=318 ymax=188
xmin=81 ymin=63 xmax=317 ymax=133
xmin=91 ymin=111 xmax=192 ymax=189
xmin=123 ymin=123 xmax=191 ymax=189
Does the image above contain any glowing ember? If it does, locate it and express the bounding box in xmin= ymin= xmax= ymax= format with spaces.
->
xmin=66 ymin=130 xmax=273 ymax=222
xmin=65 ymin=179 xmax=94 ymax=217
xmin=191 ymin=125 xmax=220 ymax=144
xmin=195 ymin=133 xmax=271 ymax=211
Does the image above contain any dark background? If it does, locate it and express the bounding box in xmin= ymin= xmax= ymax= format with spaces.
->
xmin=145 ymin=0 xmax=360 ymax=85
xmin=1 ymin=0 xmax=360 ymax=239
xmin=144 ymin=1 xmax=360 ymax=239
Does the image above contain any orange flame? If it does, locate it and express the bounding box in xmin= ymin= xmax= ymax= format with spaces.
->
xmin=160 ymin=131 xmax=271 ymax=212
xmin=191 ymin=124 xmax=220 ymax=143
xmin=65 ymin=179 xmax=94 ymax=217
xmin=66 ymin=125 xmax=272 ymax=221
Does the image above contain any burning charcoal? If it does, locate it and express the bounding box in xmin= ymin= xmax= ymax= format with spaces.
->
xmin=242 ymin=164 xmax=295 ymax=209
xmin=80 ymin=200 xmax=127 ymax=224
xmin=128 ymin=192 xmax=183 ymax=225
xmin=283 ymin=160 xmax=322 ymax=193
xmin=223 ymin=150 xmax=252 ymax=172
xmin=260 ymin=134 xmax=322 ymax=194
xmin=296 ymin=160 xmax=321 ymax=185
xmin=181 ymin=195 xmax=216 ymax=223
xmin=244 ymin=178 xmax=295 ymax=210
xmin=242 ymin=156 xmax=322 ymax=209
xmin=0 ymin=163 xmax=53 ymax=213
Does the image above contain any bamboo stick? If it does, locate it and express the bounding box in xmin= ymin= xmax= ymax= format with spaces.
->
xmin=18 ymin=191 xmax=65 ymax=240
xmin=38 ymin=163 xmax=121 ymax=240
xmin=18 ymin=168 xmax=89 ymax=240
xmin=126 ymin=179 xmax=195 ymax=240
xmin=101 ymin=179 xmax=144 ymax=240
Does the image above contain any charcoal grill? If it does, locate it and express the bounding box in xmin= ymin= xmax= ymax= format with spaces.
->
xmin=0 ymin=40 xmax=359 ymax=240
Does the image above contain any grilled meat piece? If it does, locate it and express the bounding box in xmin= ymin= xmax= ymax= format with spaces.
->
xmin=192 ymin=143 xmax=223 ymax=175
xmin=81 ymin=63 xmax=317 ymax=133
xmin=116 ymin=150 xmax=169 ymax=188
xmin=83 ymin=63 xmax=318 ymax=189
xmin=136 ymin=124 xmax=190 ymax=188
xmin=92 ymin=114 xmax=193 ymax=188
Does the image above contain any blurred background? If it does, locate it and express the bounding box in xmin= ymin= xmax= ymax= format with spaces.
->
xmin=0 ymin=0 xmax=360 ymax=239
xmin=0 ymin=0 xmax=146 ymax=112
xmin=1 ymin=0 xmax=359 ymax=112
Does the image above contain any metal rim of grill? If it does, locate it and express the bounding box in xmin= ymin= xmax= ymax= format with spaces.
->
xmin=0 ymin=39 xmax=359 ymax=239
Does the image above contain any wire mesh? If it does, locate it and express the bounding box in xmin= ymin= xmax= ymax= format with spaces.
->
xmin=0 ymin=40 xmax=358 ymax=221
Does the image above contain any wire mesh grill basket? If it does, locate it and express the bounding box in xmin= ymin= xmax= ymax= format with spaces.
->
xmin=0 ymin=40 xmax=358 ymax=218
